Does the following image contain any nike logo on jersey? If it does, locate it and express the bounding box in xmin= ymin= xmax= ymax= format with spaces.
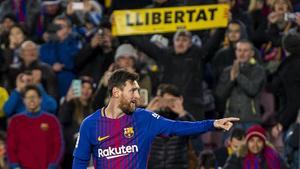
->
xmin=98 ymin=135 xmax=110 ymax=142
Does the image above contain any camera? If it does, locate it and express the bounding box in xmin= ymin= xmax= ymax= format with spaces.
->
xmin=284 ymin=13 xmax=296 ymax=22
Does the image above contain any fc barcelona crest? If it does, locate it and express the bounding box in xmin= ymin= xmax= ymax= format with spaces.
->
xmin=124 ymin=127 xmax=134 ymax=138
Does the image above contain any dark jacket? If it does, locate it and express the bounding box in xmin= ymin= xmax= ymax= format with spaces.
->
xmin=268 ymin=55 xmax=300 ymax=130
xmin=214 ymin=146 xmax=229 ymax=168
xmin=216 ymin=62 xmax=266 ymax=123
xmin=58 ymin=99 xmax=93 ymax=154
xmin=75 ymin=44 xmax=114 ymax=83
xmin=148 ymin=112 xmax=194 ymax=169
xmin=127 ymin=32 xmax=223 ymax=120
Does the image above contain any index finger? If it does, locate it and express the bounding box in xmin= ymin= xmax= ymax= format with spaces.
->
xmin=224 ymin=117 xmax=240 ymax=122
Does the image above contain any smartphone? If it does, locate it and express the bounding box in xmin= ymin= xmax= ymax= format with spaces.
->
xmin=139 ymin=89 xmax=148 ymax=106
xmin=72 ymin=79 xmax=82 ymax=97
xmin=284 ymin=12 xmax=296 ymax=22
xmin=72 ymin=2 xmax=84 ymax=11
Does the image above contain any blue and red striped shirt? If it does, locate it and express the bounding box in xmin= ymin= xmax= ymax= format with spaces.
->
xmin=73 ymin=108 xmax=215 ymax=169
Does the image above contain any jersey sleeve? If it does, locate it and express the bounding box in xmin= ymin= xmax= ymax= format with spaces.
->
xmin=144 ymin=110 xmax=215 ymax=137
xmin=73 ymin=119 xmax=92 ymax=163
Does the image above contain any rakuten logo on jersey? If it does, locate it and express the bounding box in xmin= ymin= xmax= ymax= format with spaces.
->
xmin=98 ymin=145 xmax=138 ymax=159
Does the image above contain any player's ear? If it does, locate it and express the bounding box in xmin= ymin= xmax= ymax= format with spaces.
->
xmin=112 ymin=87 xmax=121 ymax=98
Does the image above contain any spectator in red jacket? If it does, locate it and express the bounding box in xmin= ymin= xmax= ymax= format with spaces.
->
xmin=7 ymin=85 xmax=63 ymax=169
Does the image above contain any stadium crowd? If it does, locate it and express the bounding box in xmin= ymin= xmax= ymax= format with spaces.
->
xmin=0 ymin=0 xmax=299 ymax=168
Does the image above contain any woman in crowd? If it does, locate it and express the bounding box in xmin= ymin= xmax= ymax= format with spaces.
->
xmin=58 ymin=76 xmax=95 ymax=169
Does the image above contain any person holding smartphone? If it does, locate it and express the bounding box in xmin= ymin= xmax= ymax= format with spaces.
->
xmin=58 ymin=76 xmax=96 ymax=169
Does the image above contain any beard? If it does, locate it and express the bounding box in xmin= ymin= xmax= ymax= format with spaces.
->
xmin=119 ymin=95 xmax=137 ymax=115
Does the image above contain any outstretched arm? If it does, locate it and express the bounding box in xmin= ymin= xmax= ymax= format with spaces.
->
xmin=147 ymin=110 xmax=239 ymax=137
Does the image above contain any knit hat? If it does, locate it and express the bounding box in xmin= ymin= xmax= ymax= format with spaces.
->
xmin=115 ymin=44 xmax=138 ymax=61
xmin=42 ymin=0 xmax=61 ymax=6
xmin=245 ymin=125 xmax=267 ymax=142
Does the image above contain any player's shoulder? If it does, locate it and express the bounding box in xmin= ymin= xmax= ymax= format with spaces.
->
xmin=80 ymin=109 xmax=101 ymax=126
xmin=134 ymin=108 xmax=161 ymax=120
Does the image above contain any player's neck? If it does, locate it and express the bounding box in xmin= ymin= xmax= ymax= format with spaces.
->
xmin=105 ymin=101 xmax=125 ymax=119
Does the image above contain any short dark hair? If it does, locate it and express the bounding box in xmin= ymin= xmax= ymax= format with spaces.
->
xmin=237 ymin=39 xmax=254 ymax=51
xmin=157 ymin=84 xmax=181 ymax=97
xmin=107 ymin=69 xmax=139 ymax=96
xmin=54 ymin=15 xmax=72 ymax=27
xmin=21 ymin=85 xmax=42 ymax=98
xmin=230 ymin=128 xmax=246 ymax=140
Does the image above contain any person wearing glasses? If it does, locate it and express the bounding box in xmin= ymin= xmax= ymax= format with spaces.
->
xmin=6 ymin=85 xmax=63 ymax=169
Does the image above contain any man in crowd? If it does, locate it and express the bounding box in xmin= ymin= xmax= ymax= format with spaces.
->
xmin=216 ymin=40 xmax=265 ymax=129
xmin=7 ymin=85 xmax=63 ymax=169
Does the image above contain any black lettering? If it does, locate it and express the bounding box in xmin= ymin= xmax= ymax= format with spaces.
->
xmin=196 ymin=10 xmax=207 ymax=21
xmin=145 ymin=12 xmax=149 ymax=25
xmin=126 ymin=14 xmax=134 ymax=26
xmin=175 ymin=11 xmax=184 ymax=23
xmin=136 ymin=13 xmax=143 ymax=26
xmin=186 ymin=10 xmax=196 ymax=22
xmin=208 ymin=8 xmax=217 ymax=20
xmin=164 ymin=11 xmax=172 ymax=23
xmin=152 ymin=12 xmax=161 ymax=24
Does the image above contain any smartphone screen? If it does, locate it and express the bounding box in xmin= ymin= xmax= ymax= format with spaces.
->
xmin=139 ymin=89 xmax=148 ymax=106
xmin=72 ymin=79 xmax=82 ymax=97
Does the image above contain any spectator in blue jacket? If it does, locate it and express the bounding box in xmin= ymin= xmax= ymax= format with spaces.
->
xmin=3 ymin=71 xmax=57 ymax=117
xmin=40 ymin=15 xmax=82 ymax=98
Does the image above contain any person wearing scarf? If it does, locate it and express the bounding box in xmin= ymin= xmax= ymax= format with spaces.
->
xmin=224 ymin=125 xmax=287 ymax=169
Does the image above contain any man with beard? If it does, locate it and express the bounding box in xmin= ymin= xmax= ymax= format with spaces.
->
xmin=72 ymin=69 xmax=239 ymax=169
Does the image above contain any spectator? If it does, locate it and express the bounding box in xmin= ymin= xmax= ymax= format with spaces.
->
xmin=8 ymin=40 xmax=58 ymax=99
xmin=0 ymin=13 xmax=17 ymax=51
xmin=0 ymin=87 xmax=8 ymax=131
xmin=262 ymin=0 xmax=295 ymax=75
xmin=216 ymin=40 xmax=266 ymax=129
xmin=212 ymin=20 xmax=249 ymax=83
xmin=147 ymin=84 xmax=195 ymax=169
xmin=127 ymin=29 xmax=222 ymax=120
xmin=1 ymin=25 xmax=27 ymax=90
xmin=58 ymin=76 xmax=95 ymax=169
xmin=3 ymin=71 xmax=57 ymax=117
xmin=7 ymin=85 xmax=63 ymax=169
xmin=198 ymin=150 xmax=217 ymax=169
xmin=223 ymin=124 xmax=287 ymax=169
xmin=248 ymin=0 xmax=270 ymax=48
xmin=75 ymin=22 xmax=115 ymax=82
xmin=218 ymin=0 xmax=254 ymax=37
xmin=38 ymin=0 xmax=65 ymax=41
xmin=262 ymin=116 xmax=284 ymax=154
xmin=93 ymin=43 xmax=152 ymax=109
xmin=214 ymin=128 xmax=246 ymax=167
xmin=40 ymin=15 xmax=82 ymax=98
xmin=267 ymin=32 xmax=300 ymax=131
xmin=2 ymin=25 xmax=27 ymax=71
xmin=0 ymin=0 xmax=40 ymax=36
xmin=0 ymin=131 xmax=8 ymax=169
